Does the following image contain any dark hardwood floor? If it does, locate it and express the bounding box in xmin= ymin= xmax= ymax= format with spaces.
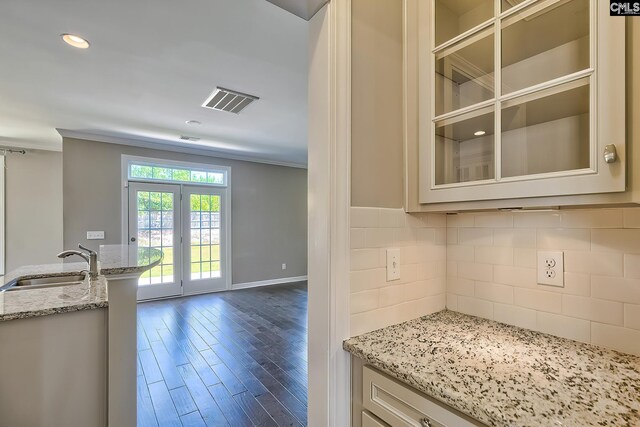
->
xmin=137 ymin=282 xmax=308 ymax=427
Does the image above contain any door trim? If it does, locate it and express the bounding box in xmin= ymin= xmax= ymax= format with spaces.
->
xmin=121 ymin=156 xmax=232 ymax=298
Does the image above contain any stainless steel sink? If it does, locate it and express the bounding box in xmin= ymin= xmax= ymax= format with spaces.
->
xmin=8 ymin=274 xmax=88 ymax=291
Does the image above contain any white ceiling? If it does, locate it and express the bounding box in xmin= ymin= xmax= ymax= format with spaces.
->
xmin=0 ymin=0 xmax=309 ymax=166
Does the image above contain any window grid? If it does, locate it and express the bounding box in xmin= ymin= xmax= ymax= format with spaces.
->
xmin=129 ymin=163 xmax=226 ymax=186
xmin=431 ymin=0 xmax=594 ymax=188
xmin=190 ymin=194 xmax=221 ymax=281
xmin=137 ymin=191 xmax=175 ymax=286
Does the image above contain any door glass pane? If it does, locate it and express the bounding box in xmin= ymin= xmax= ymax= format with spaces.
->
xmin=435 ymin=0 xmax=494 ymax=46
xmin=435 ymin=30 xmax=494 ymax=117
xmin=190 ymin=194 xmax=221 ymax=281
xmin=136 ymin=191 xmax=174 ymax=286
xmin=435 ymin=109 xmax=495 ymax=185
xmin=501 ymin=0 xmax=589 ymax=94
xmin=501 ymin=81 xmax=590 ymax=178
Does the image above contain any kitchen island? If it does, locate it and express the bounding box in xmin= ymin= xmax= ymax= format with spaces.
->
xmin=344 ymin=310 xmax=640 ymax=427
xmin=0 ymin=244 xmax=162 ymax=427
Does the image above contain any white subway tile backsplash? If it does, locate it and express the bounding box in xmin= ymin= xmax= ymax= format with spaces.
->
xmin=623 ymin=254 xmax=640 ymax=279
xmin=351 ymin=207 xmax=379 ymax=228
xmin=349 ymin=207 xmax=446 ymax=336
xmin=475 ymin=282 xmax=514 ymax=304
xmin=458 ymin=295 xmax=494 ymax=319
xmin=493 ymin=228 xmax=536 ymax=248
xmin=513 ymin=248 xmax=536 ymax=268
xmin=561 ymin=294 xmax=624 ymax=325
xmin=474 ymin=213 xmax=514 ymax=228
xmin=475 ymin=246 xmax=514 ymax=266
xmin=493 ymin=304 xmax=537 ymax=330
xmin=537 ymin=228 xmax=591 ymax=251
xmin=350 ymin=249 xmax=381 ymax=271
xmin=592 ymin=229 xmax=640 ymax=253
xmin=352 ymin=207 xmax=640 ymax=355
xmin=458 ymin=228 xmax=493 ymax=246
xmin=493 ymin=265 xmax=537 ymax=288
xmin=536 ymin=312 xmax=591 ymax=343
xmin=624 ymin=304 xmax=640 ymax=330
xmin=591 ymin=322 xmax=640 ymax=355
xmin=351 ymin=290 xmax=380 ymax=314
xmin=514 ymin=288 xmax=562 ymax=313
xmin=350 ymin=228 xmax=367 ymax=249
xmin=446 ymin=214 xmax=474 ymax=228
xmin=560 ymin=209 xmax=623 ymax=229
xmin=564 ymin=251 xmax=624 ymax=276
xmin=591 ymin=275 xmax=640 ymax=304
xmin=447 ymin=245 xmax=475 ymax=262
xmin=513 ymin=212 xmax=562 ymax=228
xmin=458 ymin=262 xmax=493 ymax=282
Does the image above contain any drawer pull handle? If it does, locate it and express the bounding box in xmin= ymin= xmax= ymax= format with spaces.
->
xmin=420 ymin=418 xmax=432 ymax=427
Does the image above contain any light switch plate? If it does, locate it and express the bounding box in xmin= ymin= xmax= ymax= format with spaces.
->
xmin=537 ymin=250 xmax=564 ymax=287
xmin=386 ymin=248 xmax=401 ymax=281
xmin=87 ymin=231 xmax=105 ymax=240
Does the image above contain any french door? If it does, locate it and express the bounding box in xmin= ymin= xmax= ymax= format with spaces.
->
xmin=181 ymin=186 xmax=227 ymax=294
xmin=128 ymin=182 xmax=229 ymax=300
xmin=129 ymin=182 xmax=182 ymax=300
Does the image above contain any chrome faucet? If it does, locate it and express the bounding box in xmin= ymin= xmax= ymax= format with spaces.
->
xmin=57 ymin=244 xmax=99 ymax=279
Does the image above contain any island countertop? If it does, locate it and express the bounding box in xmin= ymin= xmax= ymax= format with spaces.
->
xmin=0 ymin=245 xmax=162 ymax=321
xmin=343 ymin=310 xmax=640 ymax=427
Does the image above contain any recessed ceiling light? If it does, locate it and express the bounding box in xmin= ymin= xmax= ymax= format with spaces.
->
xmin=185 ymin=120 xmax=202 ymax=125
xmin=61 ymin=33 xmax=90 ymax=49
xmin=474 ymin=130 xmax=486 ymax=136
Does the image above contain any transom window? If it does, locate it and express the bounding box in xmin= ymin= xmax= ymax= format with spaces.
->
xmin=128 ymin=161 xmax=228 ymax=186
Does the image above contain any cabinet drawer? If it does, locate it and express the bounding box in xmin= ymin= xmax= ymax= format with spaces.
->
xmin=362 ymin=366 xmax=486 ymax=427
xmin=363 ymin=411 xmax=390 ymax=427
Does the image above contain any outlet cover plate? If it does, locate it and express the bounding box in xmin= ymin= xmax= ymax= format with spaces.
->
xmin=386 ymin=248 xmax=401 ymax=281
xmin=87 ymin=231 xmax=105 ymax=240
xmin=537 ymin=250 xmax=564 ymax=287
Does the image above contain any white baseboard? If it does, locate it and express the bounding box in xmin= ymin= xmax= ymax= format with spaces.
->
xmin=231 ymin=275 xmax=308 ymax=291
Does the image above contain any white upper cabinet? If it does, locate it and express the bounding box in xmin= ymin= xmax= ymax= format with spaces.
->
xmin=409 ymin=0 xmax=627 ymax=207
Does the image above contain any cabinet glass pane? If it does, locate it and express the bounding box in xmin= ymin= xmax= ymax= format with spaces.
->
xmin=501 ymin=0 xmax=589 ymax=94
xmin=501 ymin=82 xmax=590 ymax=178
xmin=435 ymin=110 xmax=495 ymax=185
xmin=435 ymin=31 xmax=494 ymax=116
xmin=435 ymin=0 xmax=494 ymax=46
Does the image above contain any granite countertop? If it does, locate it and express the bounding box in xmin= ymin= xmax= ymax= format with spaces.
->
xmin=0 ymin=245 xmax=162 ymax=322
xmin=343 ymin=310 xmax=640 ymax=427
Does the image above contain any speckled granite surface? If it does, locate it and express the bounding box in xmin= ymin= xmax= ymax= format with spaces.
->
xmin=344 ymin=310 xmax=640 ymax=427
xmin=0 ymin=245 xmax=162 ymax=321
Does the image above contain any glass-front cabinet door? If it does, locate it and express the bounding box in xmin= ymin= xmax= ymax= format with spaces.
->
xmin=419 ymin=0 xmax=625 ymax=204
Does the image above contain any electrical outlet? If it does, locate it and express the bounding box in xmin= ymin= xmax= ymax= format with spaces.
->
xmin=386 ymin=248 xmax=401 ymax=281
xmin=282 ymin=263 xmax=287 ymax=270
xmin=87 ymin=231 xmax=105 ymax=240
xmin=537 ymin=251 xmax=564 ymax=287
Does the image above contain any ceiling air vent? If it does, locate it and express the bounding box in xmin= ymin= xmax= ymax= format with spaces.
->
xmin=202 ymin=87 xmax=259 ymax=114
xmin=179 ymin=135 xmax=200 ymax=142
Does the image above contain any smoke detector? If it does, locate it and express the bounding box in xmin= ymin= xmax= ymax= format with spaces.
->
xmin=202 ymin=87 xmax=259 ymax=114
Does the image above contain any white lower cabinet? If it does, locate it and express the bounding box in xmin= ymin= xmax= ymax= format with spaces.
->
xmin=362 ymin=366 xmax=486 ymax=427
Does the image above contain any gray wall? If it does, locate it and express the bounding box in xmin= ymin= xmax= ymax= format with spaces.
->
xmin=62 ymin=137 xmax=307 ymax=285
xmin=6 ymin=150 xmax=63 ymax=271
xmin=351 ymin=0 xmax=404 ymax=208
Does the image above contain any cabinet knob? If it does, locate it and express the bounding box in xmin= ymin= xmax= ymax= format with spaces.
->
xmin=420 ymin=418 xmax=432 ymax=427
xmin=604 ymin=144 xmax=618 ymax=164
xmin=130 ymin=237 xmax=136 ymax=242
